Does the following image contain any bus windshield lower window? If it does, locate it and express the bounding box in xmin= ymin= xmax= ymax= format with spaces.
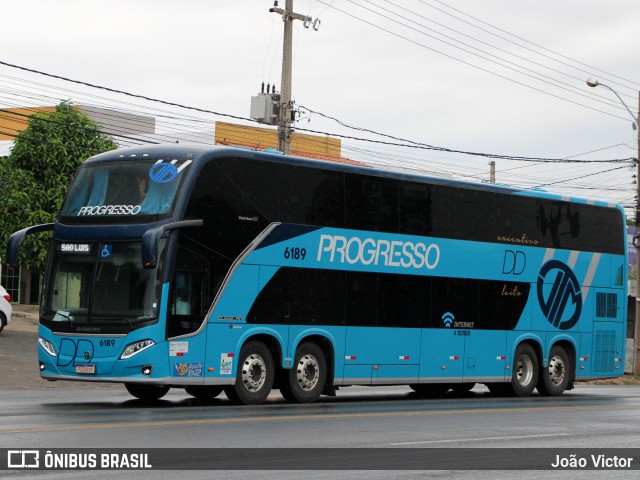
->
xmin=40 ymin=241 xmax=166 ymax=330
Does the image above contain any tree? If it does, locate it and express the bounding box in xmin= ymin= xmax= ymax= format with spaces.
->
xmin=0 ymin=102 xmax=117 ymax=271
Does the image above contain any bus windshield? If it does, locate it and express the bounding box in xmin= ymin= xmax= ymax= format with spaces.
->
xmin=41 ymin=241 xmax=166 ymax=330
xmin=60 ymin=158 xmax=189 ymax=221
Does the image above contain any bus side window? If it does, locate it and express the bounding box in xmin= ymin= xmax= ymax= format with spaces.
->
xmin=168 ymin=245 xmax=210 ymax=338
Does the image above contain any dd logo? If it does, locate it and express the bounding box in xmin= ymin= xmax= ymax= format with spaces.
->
xmin=502 ymin=250 xmax=526 ymax=275
xmin=537 ymin=260 xmax=582 ymax=330
xmin=56 ymin=338 xmax=95 ymax=366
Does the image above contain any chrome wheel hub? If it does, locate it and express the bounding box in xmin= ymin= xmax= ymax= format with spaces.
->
xmin=548 ymin=355 xmax=566 ymax=386
xmin=241 ymin=354 xmax=266 ymax=392
xmin=516 ymin=354 xmax=533 ymax=386
xmin=296 ymin=354 xmax=319 ymax=391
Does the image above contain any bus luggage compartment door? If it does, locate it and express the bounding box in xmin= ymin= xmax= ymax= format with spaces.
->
xmin=418 ymin=329 xmax=464 ymax=382
xmin=344 ymin=326 xmax=421 ymax=385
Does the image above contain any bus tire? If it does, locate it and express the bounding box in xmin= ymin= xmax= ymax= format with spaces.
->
xmin=281 ymin=342 xmax=327 ymax=403
xmin=185 ymin=386 xmax=223 ymax=401
xmin=537 ymin=345 xmax=570 ymax=396
xmin=125 ymin=383 xmax=170 ymax=401
xmin=225 ymin=341 xmax=274 ymax=405
xmin=507 ymin=344 xmax=539 ymax=397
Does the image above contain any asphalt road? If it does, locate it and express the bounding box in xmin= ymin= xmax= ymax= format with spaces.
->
xmin=1 ymin=384 xmax=640 ymax=479
xmin=0 ymin=306 xmax=118 ymax=390
xmin=2 ymin=308 xmax=640 ymax=479
xmin=2 ymin=383 xmax=640 ymax=448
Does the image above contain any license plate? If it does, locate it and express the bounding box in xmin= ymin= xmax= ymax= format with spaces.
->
xmin=75 ymin=364 xmax=96 ymax=374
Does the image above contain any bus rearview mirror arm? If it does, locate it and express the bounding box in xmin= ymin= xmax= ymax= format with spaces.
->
xmin=5 ymin=223 xmax=55 ymax=268
xmin=141 ymin=219 xmax=204 ymax=269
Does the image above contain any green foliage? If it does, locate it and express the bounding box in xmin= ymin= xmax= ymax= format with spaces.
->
xmin=0 ymin=102 xmax=117 ymax=270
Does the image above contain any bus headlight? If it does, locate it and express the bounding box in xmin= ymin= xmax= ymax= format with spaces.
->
xmin=38 ymin=337 xmax=57 ymax=357
xmin=121 ymin=339 xmax=155 ymax=359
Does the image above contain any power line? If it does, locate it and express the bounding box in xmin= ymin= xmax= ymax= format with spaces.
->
xmin=299 ymin=104 xmax=635 ymax=164
xmin=315 ymin=0 xmax=636 ymax=123
xmin=2 ymin=60 xmax=633 ymax=166
xmin=352 ymin=0 xmax=635 ymax=108
xmin=425 ymin=0 xmax=640 ymax=91
xmin=0 ymin=60 xmax=635 ymax=213
xmin=533 ymin=164 xmax=630 ymax=188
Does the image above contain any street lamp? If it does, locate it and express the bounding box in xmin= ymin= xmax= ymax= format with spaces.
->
xmin=586 ymin=77 xmax=640 ymax=376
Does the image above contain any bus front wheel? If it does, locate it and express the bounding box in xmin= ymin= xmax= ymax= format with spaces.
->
xmin=537 ymin=345 xmax=570 ymax=396
xmin=125 ymin=383 xmax=170 ymax=401
xmin=280 ymin=342 xmax=327 ymax=403
xmin=224 ymin=341 xmax=275 ymax=405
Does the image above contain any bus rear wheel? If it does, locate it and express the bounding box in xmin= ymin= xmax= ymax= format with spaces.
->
xmin=280 ymin=342 xmax=327 ymax=403
xmin=185 ymin=386 xmax=223 ymax=401
xmin=537 ymin=345 xmax=570 ymax=396
xmin=505 ymin=344 xmax=539 ymax=397
xmin=224 ymin=341 xmax=274 ymax=405
xmin=125 ymin=383 xmax=170 ymax=401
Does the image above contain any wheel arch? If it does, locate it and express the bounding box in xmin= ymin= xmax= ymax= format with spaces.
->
xmin=511 ymin=334 xmax=544 ymax=364
xmin=235 ymin=331 xmax=284 ymax=385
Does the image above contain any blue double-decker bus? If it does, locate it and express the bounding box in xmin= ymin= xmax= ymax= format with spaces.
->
xmin=7 ymin=144 xmax=627 ymax=404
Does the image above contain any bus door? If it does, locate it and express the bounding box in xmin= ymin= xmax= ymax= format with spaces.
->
xmin=166 ymin=244 xmax=211 ymax=384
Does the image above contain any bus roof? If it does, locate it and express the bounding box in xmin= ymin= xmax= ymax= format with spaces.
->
xmin=87 ymin=143 xmax=624 ymax=214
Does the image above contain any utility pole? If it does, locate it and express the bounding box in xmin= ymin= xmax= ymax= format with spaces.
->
xmin=269 ymin=0 xmax=319 ymax=154
xmin=587 ymin=79 xmax=640 ymax=376
xmin=635 ymin=94 xmax=640 ymax=376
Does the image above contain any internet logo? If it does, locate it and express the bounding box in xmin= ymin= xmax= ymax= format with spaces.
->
xmin=537 ymin=260 xmax=582 ymax=330
xmin=442 ymin=312 xmax=455 ymax=328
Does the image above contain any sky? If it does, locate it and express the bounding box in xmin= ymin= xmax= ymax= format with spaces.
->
xmin=1 ymin=0 xmax=639 ymax=216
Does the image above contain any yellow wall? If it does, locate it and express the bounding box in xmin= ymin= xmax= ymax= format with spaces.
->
xmin=215 ymin=121 xmax=341 ymax=157
xmin=0 ymin=107 xmax=57 ymax=141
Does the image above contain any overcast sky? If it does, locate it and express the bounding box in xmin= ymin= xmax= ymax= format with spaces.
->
xmin=1 ymin=0 xmax=639 ymax=215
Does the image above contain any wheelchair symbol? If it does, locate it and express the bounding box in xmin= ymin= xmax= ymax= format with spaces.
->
xmin=101 ymin=244 xmax=113 ymax=258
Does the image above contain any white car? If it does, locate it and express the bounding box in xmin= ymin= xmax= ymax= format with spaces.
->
xmin=0 ymin=285 xmax=12 ymax=334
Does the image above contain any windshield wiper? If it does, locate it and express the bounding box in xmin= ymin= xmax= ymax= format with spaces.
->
xmin=52 ymin=311 xmax=74 ymax=323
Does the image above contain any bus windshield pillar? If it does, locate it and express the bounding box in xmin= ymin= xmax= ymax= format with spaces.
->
xmin=141 ymin=219 xmax=203 ymax=269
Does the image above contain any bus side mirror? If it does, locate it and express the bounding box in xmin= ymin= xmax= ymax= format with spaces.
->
xmin=141 ymin=219 xmax=203 ymax=269
xmin=5 ymin=223 xmax=55 ymax=268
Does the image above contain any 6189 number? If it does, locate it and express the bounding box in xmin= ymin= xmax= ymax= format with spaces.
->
xmin=284 ymin=247 xmax=306 ymax=260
